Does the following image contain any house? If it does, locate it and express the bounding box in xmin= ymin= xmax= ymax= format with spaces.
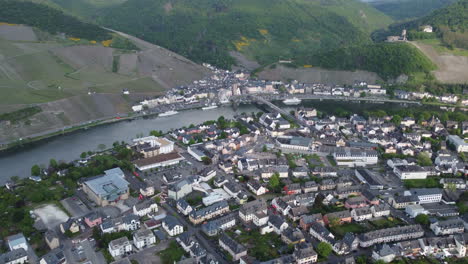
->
xmin=299 ymin=214 xmax=323 ymax=230
xmin=108 ymin=237 xmax=132 ymax=258
xmin=351 ymin=207 xmax=373 ymax=222
xmin=333 ymin=148 xmax=378 ymax=167
xmin=247 ymin=180 xmax=268 ymax=196
xmin=219 ymin=234 xmax=247 ymax=261
xmin=189 ymin=201 xmax=230 ymax=225
xmin=345 ymin=196 xmax=368 ymax=209
xmin=133 ymin=229 xmax=156 ymax=249
xmin=389 ymin=195 xmax=419 ymax=209
xmin=45 ymin=230 xmax=60 ymax=250
xmin=239 ymin=199 xmax=267 ymax=222
xmin=39 ymin=248 xmax=66 ymax=264
xmin=440 ymin=178 xmax=466 ymax=190
xmin=289 ymin=206 xmax=309 ymax=221
xmin=430 ymin=218 xmax=465 ymax=236
xmin=59 ymin=219 xmax=80 ymax=235
xmin=323 ymin=211 xmax=352 ymax=226
xmin=284 ymin=183 xmax=302 ymax=195
xmin=162 ymin=215 xmax=184 ymax=236
xmin=303 ymin=181 xmax=318 ymax=193
xmin=294 ymin=243 xmax=318 ymax=264
xmin=101 ymin=214 xmax=141 ymax=233
xmin=177 ymin=199 xmax=193 ymax=216
xmin=268 ymin=215 xmax=289 ymax=234
xmin=82 ymin=168 xmax=130 ymax=206
xmin=201 ymin=214 xmax=236 ymax=236
xmin=84 ymin=212 xmax=102 ymax=228
xmin=133 ymin=200 xmax=158 ymax=217
xmin=281 ymin=227 xmax=306 ymax=244
xmin=372 ymin=244 xmax=396 ymax=263
xmin=371 ymin=204 xmax=391 ymax=218
xmin=0 ymin=248 xmax=28 ymax=264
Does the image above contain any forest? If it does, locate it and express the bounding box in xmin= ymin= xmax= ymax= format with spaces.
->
xmin=0 ymin=0 xmax=110 ymax=41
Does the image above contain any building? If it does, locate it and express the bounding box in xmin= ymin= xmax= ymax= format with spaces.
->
xmin=133 ymin=152 xmax=184 ymax=171
xmin=371 ymin=204 xmax=391 ymax=218
xmin=162 ymin=215 xmax=184 ymax=236
xmin=108 ymin=237 xmax=132 ymax=258
xmin=394 ymin=165 xmax=428 ymax=180
xmin=359 ymin=225 xmax=424 ymax=247
xmin=131 ymin=136 xmax=174 ymax=158
xmin=405 ymin=204 xmax=428 ymax=218
xmin=39 ymin=248 xmax=66 ymax=264
xmin=189 ymin=201 xmax=230 ymax=225
xmin=239 ymin=199 xmax=267 ymax=222
xmin=82 ymin=168 xmax=130 ymax=206
xmin=333 ymin=148 xmax=378 ymax=167
xmin=448 ymin=135 xmax=468 ymax=153
xmin=44 ymin=230 xmax=60 ymax=250
xmin=351 ymin=207 xmax=373 ymax=222
xmin=372 ymin=244 xmax=396 ymax=263
xmin=0 ymin=248 xmax=28 ymax=264
xmin=6 ymin=233 xmax=28 ymax=251
xmin=430 ymin=218 xmax=465 ymax=236
xmin=168 ymin=179 xmax=193 ymax=200
xmin=247 ymin=180 xmax=268 ymax=196
xmin=276 ymin=136 xmax=312 ymax=152
xmin=133 ymin=200 xmax=158 ymax=217
xmin=84 ymin=212 xmax=102 ymax=228
xmin=355 ymin=169 xmax=384 ymax=190
xmin=177 ymin=199 xmax=193 ymax=216
xmin=389 ymin=195 xmax=419 ymax=209
xmin=406 ymin=188 xmax=442 ymax=204
xmin=133 ymin=229 xmax=156 ymax=249
xmin=323 ymin=211 xmax=352 ymax=226
xmin=219 ymin=234 xmax=247 ymax=261
xmin=294 ymin=243 xmax=318 ymax=264
xmin=201 ymin=214 xmax=236 ymax=236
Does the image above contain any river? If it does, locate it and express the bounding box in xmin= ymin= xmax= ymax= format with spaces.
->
xmin=0 ymin=105 xmax=259 ymax=182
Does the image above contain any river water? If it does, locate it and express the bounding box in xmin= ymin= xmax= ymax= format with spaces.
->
xmin=0 ymin=100 xmax=438 ymax=183
xmin=0 ymin=105 xmax=259 ymax=182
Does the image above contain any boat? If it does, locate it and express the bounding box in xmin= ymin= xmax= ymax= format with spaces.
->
xmin=283 ymin=97 xmax=302 ymax=105
xmin=202 ymin=104 xmax=218 ymax=110
xmin=159 ymin=110 xmax=179 ymax=117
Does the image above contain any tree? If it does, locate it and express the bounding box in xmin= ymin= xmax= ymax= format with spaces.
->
xmin=391 ymin=115 xmax=402 ymax=126
xmin=316 ymin=242 xmax=332 ymax=258
xmin=360 ymin=92 xmax=366 ymax=97
xmin=201 ymin=156 xmax=212 ymax=165
xmin=31 ymin=165 xmax=41 ymax=176
xmin=268 ymin=173 xmax=281 ymax=192
xmin=417 ymin=152 xmax=432 ymax=166
xmin=10 ymin=176 xmax=20 ymax=183
xmin=415 ymin=214 xmax=430 ymax=226
xmin=262 ymin=145 xmax=268 ymax=152
xmin=49 ymin=159 xmax=58 ymax=169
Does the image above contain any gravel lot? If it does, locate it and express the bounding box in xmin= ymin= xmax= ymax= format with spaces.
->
xmin=34 ymin=204 xmax=69 ymax=229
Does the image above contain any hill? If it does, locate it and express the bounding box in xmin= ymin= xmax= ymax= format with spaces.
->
xmin=98 ymin=0 xmax=393 ymax=69
xmin=363 ymin=0 xmax=457 ymax=20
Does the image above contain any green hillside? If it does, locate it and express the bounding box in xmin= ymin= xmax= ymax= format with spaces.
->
xmin=99 ymin=0 xmax=393 ymax=68
xmin=0 ymin=0 xmax=111 ymax=40
xmin=368 ymin=0 xmax=457 ymax=20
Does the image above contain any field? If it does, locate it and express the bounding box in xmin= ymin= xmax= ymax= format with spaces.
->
xmin=34 ymin=204 xmax=69 ymax=230
xmin=411 ymin=40 xmax=468 ymax=83
xmin=330 ymin=222 xmax=368 ymax=239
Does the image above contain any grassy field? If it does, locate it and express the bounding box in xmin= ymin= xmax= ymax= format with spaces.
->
xmin=369 ymin=217 xmax=404 ymax=229
xmin=418 ymin=38 xmax=468 ymax=57
xmin=330 ymin=223 xmax=368 ymax=239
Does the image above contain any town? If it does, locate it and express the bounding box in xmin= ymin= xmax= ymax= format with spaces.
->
xmin=1 ymin=66 xmax=468 ymax=264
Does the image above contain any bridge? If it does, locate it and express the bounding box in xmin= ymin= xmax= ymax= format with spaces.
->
xmin=248 ymin=95 xmax=308 ymax=127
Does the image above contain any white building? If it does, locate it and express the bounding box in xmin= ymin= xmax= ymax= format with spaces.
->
xmin=430 ymin=218 xmax=465 ymax=236
xmin=108 ymin=237 xmax=132 ymax=258
xmin=448 ymin=135 xmax=468 ymax=153
xmin=405 ymin=188 xmax=442 ymax=204
xmin=133 ymin=229 xmax=156 ymax=249
xmin=6 ymin=234 xmax=28 ymax=252
xmin=405 ymin=204 xmax=428 ymax=218
xmin=133 ymin=201 xmax=158 ymax=217
xmin=162 ymin=216 xmax=184 ymax=236
xmin=394 ymin=165 xmax=428 ymax=180
xmin=333 ymin=148 xmax=378 ymax=167
xmin=0 ymin=249 xmax=28 ymax=264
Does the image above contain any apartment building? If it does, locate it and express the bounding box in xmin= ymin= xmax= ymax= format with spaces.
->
xmin=359 ymin=225 xmax=424 ymax=247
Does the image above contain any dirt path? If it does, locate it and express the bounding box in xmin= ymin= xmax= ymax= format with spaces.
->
xmin=410 ymin=41 xmax=468 ymax=83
